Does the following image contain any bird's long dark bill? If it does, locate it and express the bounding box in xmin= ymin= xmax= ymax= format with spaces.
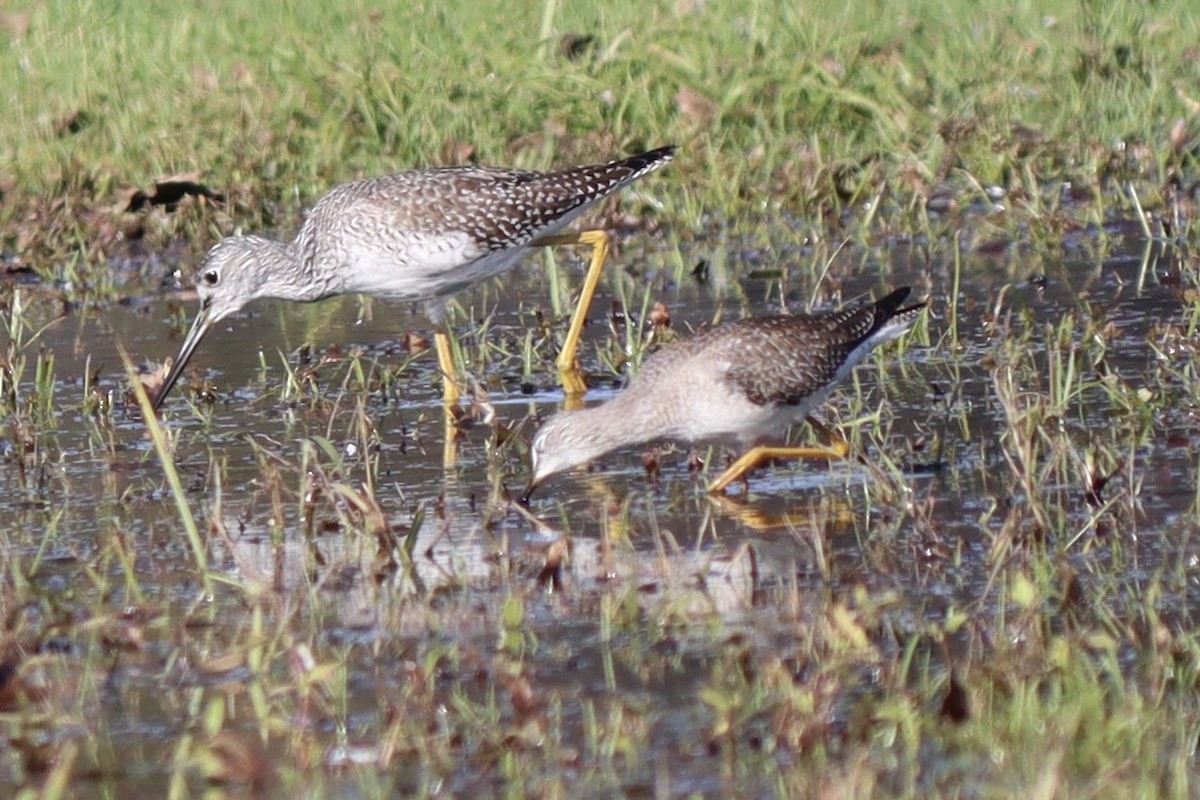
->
xmin=153 ymin=303 xmax=212 ymax=412
xmin=518 ymin=480 xmax=538 ymax=507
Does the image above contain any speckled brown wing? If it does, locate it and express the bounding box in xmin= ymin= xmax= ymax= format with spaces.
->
xmin=345 ymin=146 xmax=677 ymax=253
xmin=722 ymin=287 xmax=914 ymax=407
xmin=717 ymin=316 xmax=848 ymax=407
xmin=474 ymin=146 xmax=677 ymax=252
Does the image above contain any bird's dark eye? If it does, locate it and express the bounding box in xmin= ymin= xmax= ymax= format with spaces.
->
xmin=202 ymin=269 xmax=219 ymax=287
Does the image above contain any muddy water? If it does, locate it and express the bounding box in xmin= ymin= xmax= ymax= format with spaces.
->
xmin=1 ymin=230 xmax=1195 ymax=793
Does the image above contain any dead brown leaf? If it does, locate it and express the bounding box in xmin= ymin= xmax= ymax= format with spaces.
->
xmin=192 ymin=64 xmax=218 ymax=91
xmin=441 ymin=140 xmax=477 ymax=165
xmin=125 ymin=174 xmax=224 ymax=212
xmin=641 ymin=448 xmax=661 ymax=481
xmin=1169 ymin=118 xmax=1191 ymax=153
xmin=204 ymin=731 xmax=278 ymax=789
xmin=0 ymin=8 xmax=33 ymax=41
xmin=536 ymin=536 xmax=571 ymax=589
xmin=676 ymin=86 xmax=717 ymax=128
xmin=230 ymin=60 xmax=252 ymax=84
xmin=403 ymin=331 xmax=429 ymax=354
xmin=649 ymin=301 xmax=671 ymax=329
xmin=501 ymin=671 xmax=543 ymax=719
xmin=140 ymin=358 xmax=169 ymax=404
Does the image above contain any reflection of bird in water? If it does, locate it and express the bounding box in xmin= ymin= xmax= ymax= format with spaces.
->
xmin=524 ymin=287 xmax=925 ymax=498
xmin=153 ymin=146 xmax=677 ymax=411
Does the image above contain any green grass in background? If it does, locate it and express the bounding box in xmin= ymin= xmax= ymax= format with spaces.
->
xmin=1 ymin=0 xmax=1197 ymax=275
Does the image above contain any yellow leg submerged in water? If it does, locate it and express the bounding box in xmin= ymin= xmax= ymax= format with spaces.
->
xmin=533 ymin=229 xmax=611 ymax=397
xmin=433 ymin=330 xmax=463 ymax=467
xmin=443 ymin=409 xmax=458 ymax=471
xmin=434 ymin=330 xmax=461 ymax=406
xmin=707 ymin=418 xmax=851 ymax=494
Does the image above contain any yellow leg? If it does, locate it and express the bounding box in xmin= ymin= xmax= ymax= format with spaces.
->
xmin=532 ymin=229 xmax=611 ymax=396
xmin=434 ymin=331 xmax=462 ymax=468
xmin=434 ymin=330 xmax=461 ymax=406
xmin=443 ymin=410 xmax=458 ymax=470
xmin=707 ymin=419 xmax=851 ymax=494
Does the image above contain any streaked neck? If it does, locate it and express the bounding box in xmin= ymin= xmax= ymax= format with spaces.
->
xmin=244 ymin=236 xmax=330 ymax=302
xmin=551 ymin=390 xmax=665 ymax=467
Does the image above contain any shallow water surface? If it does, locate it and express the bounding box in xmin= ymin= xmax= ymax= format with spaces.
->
xmin=1 ymin=230 xmax=1196 ymax=794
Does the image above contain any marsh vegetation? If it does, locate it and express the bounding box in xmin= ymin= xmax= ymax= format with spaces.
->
xmin=1 ymin=1 xmax=1199 ymax=797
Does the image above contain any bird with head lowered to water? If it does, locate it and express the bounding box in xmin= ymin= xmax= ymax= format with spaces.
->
xmin=522 ymin=286 xmax=926 ymax=500
xmin=152 ymin=145 xmax=678 ymax=412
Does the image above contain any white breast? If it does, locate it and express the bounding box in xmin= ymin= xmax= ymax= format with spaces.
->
xmin=335 ymin=231 xmax=529 ymax=300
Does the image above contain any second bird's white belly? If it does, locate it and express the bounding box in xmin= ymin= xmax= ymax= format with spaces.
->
xmin=674 ymin=386 xmax=813 ymax=446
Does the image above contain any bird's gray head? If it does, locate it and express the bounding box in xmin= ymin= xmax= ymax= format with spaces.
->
xmin=193 ymin=235 xmax=282 ymax=325
xmin=152 ymin=234 xmax=288 ymax=412
xmin=524 ymin=413 xmax=582 ymax=502
xmin=528 ymin=414 xmax=573 ymax=488
xmin=522 ymin=410 xmax=612 ymax=503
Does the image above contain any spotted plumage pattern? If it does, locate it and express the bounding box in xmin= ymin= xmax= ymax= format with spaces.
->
xmin=292 ymin=146 xmax=677 ymax=300
xmin=153 ymin=145 xmax=676 ymax=411
xmin=526 ymin=288 xmax=925 ymax=489
xmin=324 ymin=147 xmax=675 ymax=253
xmin=723 ymin=287 xmax=915 ymax=406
